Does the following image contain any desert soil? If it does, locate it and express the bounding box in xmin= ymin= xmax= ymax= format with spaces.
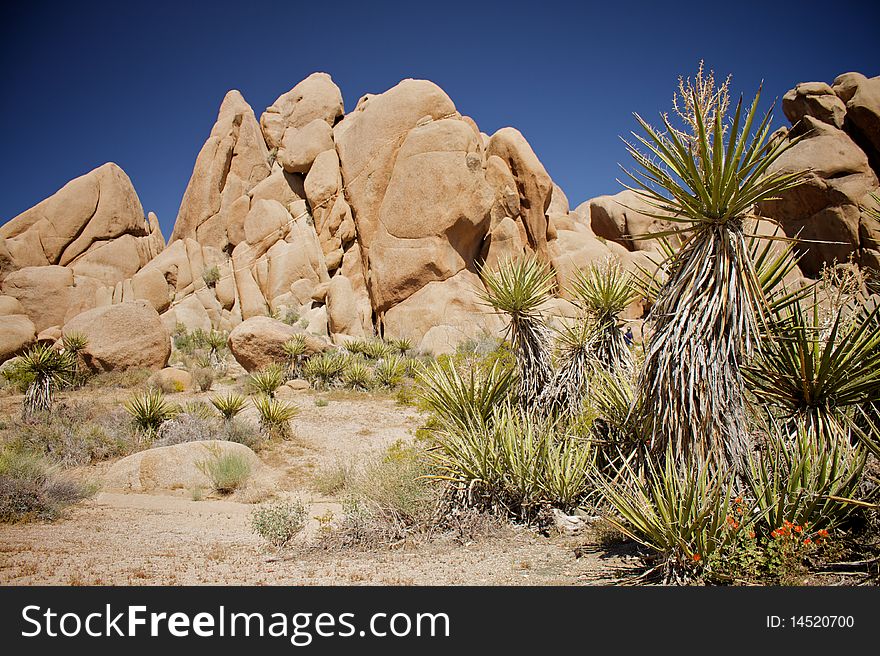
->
xmin=0 ymin=387 xmax=633 ymax=586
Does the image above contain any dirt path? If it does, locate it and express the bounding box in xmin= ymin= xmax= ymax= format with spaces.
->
xmin=0 ymin=390 xmax=632 ymax=585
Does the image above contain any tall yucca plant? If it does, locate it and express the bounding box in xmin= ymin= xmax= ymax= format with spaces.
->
xmin=569 ymin=257 xmax=636 ymax=372
xmin=479 ymin=256 xmax=556 ymax=409
xmin=16 ymin=344 xmax=76 ymax=418
xmin=623 ymin=73 xmax=806 ymax=470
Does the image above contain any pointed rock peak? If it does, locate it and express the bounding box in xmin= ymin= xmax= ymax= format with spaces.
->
xmin=261 ymin=73 xmax=345 ymax=149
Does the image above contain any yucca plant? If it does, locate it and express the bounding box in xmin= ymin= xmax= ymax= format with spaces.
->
xmin=539 ymin=318 xmax=595 ymax=417
xmin=744 ymin=297 xmax=880 ymax=438
xmin=302 ymin=351 xmax=347 ymax=389
xmin=281 ymin=334 xmax=308 ymax=379
xmin=569 ymin=257 xmax=636 ymax=372
xmin=623 ymin=67 xmax=806 ymax=471
xmin=374 ymin=355 xmax=406 ymax=389
xmin=124 ymin=389 xmax=179 ymax=436
xmin=342 ymin=359 xmax=374 ymax=391
xmin=16 ymin=344 xmax=76 ymax=418
xmin=363 ymin=339 xmax=395 ymax=360
xmin=428 ymin=405 xmax=594 ymax=518
xmin=210 ymin=392 xmax=247 ymax=422
xmin=596 ymin=446 xmax=743 ymax=584
xmin=747 ymin=420 xmax=866 ymax=533
xmin=253 ymin=395 xmax=299 ymax=439
xmin=246 ymin=364 xmax=285 ymax=398
xmin=205 ymin=330 xmax=228 ymax=367
xmin=390 ymin=337 xmax=413 ymax=355
xmin=60 ymin=331 xmax=89 ymax=385
xmin=415 ymin=358 xmax=515 ymax=431
xmin=479 ymin=256 xmax=556 ymax=409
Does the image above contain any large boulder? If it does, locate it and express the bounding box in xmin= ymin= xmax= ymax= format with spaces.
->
xmin=0 ymin=314 xmax=36 ymax=362
xmin=833 ymin=72 xmax=880 ymax=169
xmin=102 ymin=440 xmax=262 ymax=494
xmin=260 ymin=72 xmax=344 ymax=150
xmin=62 ymin=300 xmax=170 ymax=372
xmin=0 ymin=163 xmax=149 ymax=275
xmin=228 ymin=316 xmax=328 ymax=371
xmin=382 ymin=270 xmax=504 ymax=354
xmin=326 ymin=274 xmax=364 ymax=339
xmin=758 ymin=117 xmax=879 ymax=275
xmin=486 ymin=127 xmax=553 ymax=260
xmin=783 ymin=82 xmax=846 ymax=129
xmin=277 ymin=118 xmax=335 ymax=174
xmin=588 ymin=190 xmax=674 ymax=252
xmin=1 ymin=265 xmax=74 ymax=332
xmin=170 ymin=90 xmax=270 ymax=250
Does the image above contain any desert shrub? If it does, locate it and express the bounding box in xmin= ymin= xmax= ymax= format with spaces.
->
xmin=0 ymin=447 xmax=93 ymax=523
xmin=124 ymin=389 xmax=179 ymax=437
xmin=253 ymin=395 xmax=299 ymax=439
xmin=342 ymin=359 xmax=373 ymax=390
xmin=219 ymin=419 xmax=263 ymax=450
xmin=315 ymin=496 xmax=410 ymax=552
xmin=246 ymin=365 xmax=285 ymax=397
xmin=281 ymin=335 xmax=308 ymax=379
xmin=173 ymin=327 xmax=210 ymax=355
xmin=201 ymin=265 xmax=220 ymax=288
xmin=191 ymin=366 xmax=215 ymax=392
xmin=7 ymin=404 xmax=136 ymax=466
xmin=374 ymin=355 xmax=405 ymax=389
xmin=314 ymin=398 xmax=329 ymax=408
xmin=250 ymin=498 xmax=308 ymax=548
xmin=196 ymin=447 xmax=252 ymax=494
xmin=152 ymin=413 xmax=218 ymax=447
xmin=429 ymin=407 xmax=594 ymax=519
xmin=313 ymin=458 xmax=357 ymax=496
xmin=210 ymin=392 xmax=247 ymax=421
xmin=84 ymin=368 xmax=151 ymax=389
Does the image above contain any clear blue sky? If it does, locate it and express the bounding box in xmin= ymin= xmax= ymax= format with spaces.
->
xmin=1 ymin=0 xmax=877 ymax=237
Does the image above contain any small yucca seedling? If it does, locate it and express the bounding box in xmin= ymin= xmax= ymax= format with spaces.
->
xmin=180 ymin=400 xmax=215 ymax=420
xmin=343 ymin=359 xmax=373 ymax=390
xmin=342 ymin=338 xmax=372 ymax=357
xmin=374 ymin=355 xmax=406 ymax=388
xmin=363 ymin=340 xmax=395 ymax=360
xmin=124 ymin=388 xmax=179 ymax=436
xmin=253 ymin=395 xmax=299 ymax=439
xmin=16 ymin=343 xmax=76 ymax=418
xmin=479 ymin=256 xmax=556 ymax=409
xmin=205 ymin=330 xmax=228 ymax=365
xmin=61 ymin=331 xmax=88 ymax=357
xmin=282 ymin=334 xmax=308 ymax=379
xmin=246 ymin=365 xmax=285 ymax=397
xmin=211 ymin=392 xmax=247 ymax=421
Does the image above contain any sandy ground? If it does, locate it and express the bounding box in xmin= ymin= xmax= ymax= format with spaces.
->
xmin=0 ymin=387 xmax=633 ymax=585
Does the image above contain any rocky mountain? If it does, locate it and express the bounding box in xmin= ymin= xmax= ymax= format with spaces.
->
xmin=1 ymin=71 xmax=878 ymax=365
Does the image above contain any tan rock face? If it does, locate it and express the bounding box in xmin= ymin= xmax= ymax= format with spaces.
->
xmin=383 ymin=270 xmax=504 ymax=354
xmin=0 ymin=163 xmax=148 ymax=276
xmin=758 ymin=116 xmax=879 ymax=275
xmin=62 ymin=300 xmax=170 ymax=372
xmin=833 ymin=72 xmax=880 ymax=167
xmin=0 ymin=314 xmax=36 ymax=362
xmin=260 ymin=72 xmax=344 ymax=149
xmin=486 ymin=127 xmax=553 ymax=260
xmin=0 ymin=295 xmax=25 ymax=316
xmin=277 ymin=118 xmax=335 ymax=174
xmin=170 ymin=90 xmax=270 ymax=250
xmin=783 ymin=82 xmax=846 ymax=128
xmin=326 ymin=275 xmax=364 ymax=339
xmin=589 ymin=190 xmax=674 ymax=252
xmin=227 ymin=316 xmax=328 ymax=371
xmin=1 ymin=265 xmax=74 ymax=332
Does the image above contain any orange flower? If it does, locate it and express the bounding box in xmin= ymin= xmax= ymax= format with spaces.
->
xmin=692 ymin=553 xmax=701 ymax=562
xmin=770 ymin=530 xmax=779 ymax=538
xmin=794 ymin=525 xmax=803 ymax=533
xmin=735 ymin=497 xmax=743 ymax=504
xmin=748 ymin=531 xmax=756 ymax=539
xmin=784 ymin=520 xmax=793 ymax=528
xmin=803 ymin=538 xmax=812 ymax=545
xmin=818 ymin=529 xmax=829 ymax=538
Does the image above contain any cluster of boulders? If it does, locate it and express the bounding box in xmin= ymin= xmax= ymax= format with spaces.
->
xmin=1 ymin=71 xmax=878 ymax=368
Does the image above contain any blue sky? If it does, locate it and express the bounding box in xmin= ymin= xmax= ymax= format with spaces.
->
xmin=1 ymin=0 xmax=877 ymax=237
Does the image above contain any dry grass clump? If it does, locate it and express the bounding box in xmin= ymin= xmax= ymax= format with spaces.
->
xmin=196 ymin=446 xmax=252 ymax=494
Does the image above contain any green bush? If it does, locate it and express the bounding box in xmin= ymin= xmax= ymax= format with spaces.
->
xmin=302 ymin=352 xmax=347 ymax=389
xmin=250 ymin=498 xmax=308 ymax=548
xmin=342 ymin=359 xmax=373 ymax=391
xmin=202 ymin=265 xmax=220 ymax=288
xmin=246 ymin=365 xmax=285 ymax=397
xmin=196 ymin=447 xmax=252 ymax=494
xmin=374 ymin=355 xmax=405 ymax=389
xmin=124 ymin=389 xmax=179 ymax=437
xmin=191 ymin=366 xmax=215 ymax=392
xmin=210 ymin=392 xmax=247 ymax=421
xmin=253 ymin=395 xmax=299 ymax=439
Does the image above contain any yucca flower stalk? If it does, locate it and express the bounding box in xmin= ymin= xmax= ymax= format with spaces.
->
xmin=623 ymin=73 xmax=806 ymax=471
xmin=479 ymin=256 xmax=556 ymax=409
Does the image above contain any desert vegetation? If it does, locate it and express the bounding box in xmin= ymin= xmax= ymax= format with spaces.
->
xmin=1 ymin=64 xmax=878 ymax=587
